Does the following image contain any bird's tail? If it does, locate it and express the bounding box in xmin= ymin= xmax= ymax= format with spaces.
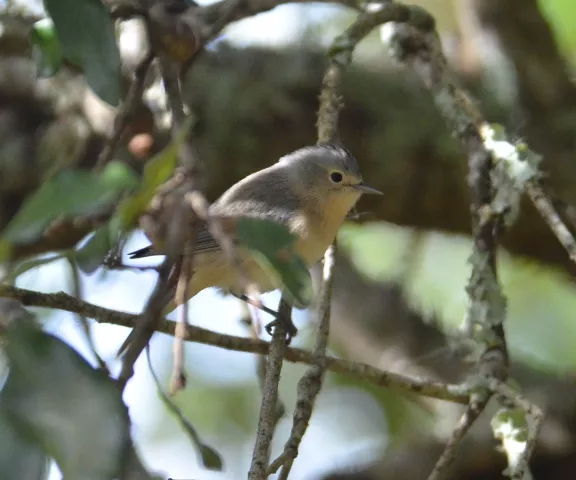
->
xmin=128 ymin=245 xmax=157 ymax=259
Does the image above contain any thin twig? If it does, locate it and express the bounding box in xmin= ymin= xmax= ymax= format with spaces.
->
xmin=427 ymin=393 xmax=490 ymax=480
xmin=0 ymin=283 xmax=470 ymax=404
xmin=94 ymin=52 xmax=154 ymax=171
xmin=117 ymin=240 xmax=180 ymax=388
xmin=244 ymin=303 xmax=286 ymax=469
xmin=526 ymin=180 xmax=576 ymax=263
xmin=248 ymin=297 xmax=291 ymax=480
xmin=270 ymin=244 xmax=337 ymax=477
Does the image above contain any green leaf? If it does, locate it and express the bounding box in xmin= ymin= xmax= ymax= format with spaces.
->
xmin=43 ymin=0 xmax=122 ymax=106
xmin=3 ymin=254 xmax=65 ymax=283
xmin=1 ymin=313 xmax=133 ymax=479
xmin=235 ymin=218 xmax=313 ymax=307
xmin=75 ymin=227 xmax=111 ymax=274
xmin=1 ymin=161 xmax=138 ymax=246
xmin=116 ymin=118 xmax=192 ymax=230
xmin=31 ymin=18 xmax=62 ymax=77
xmin=0 ymin=403 xmax=49 ymax=480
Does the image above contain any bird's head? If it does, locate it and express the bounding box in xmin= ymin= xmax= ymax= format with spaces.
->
xmin=279 ymin=143 xmax=382 ymax=208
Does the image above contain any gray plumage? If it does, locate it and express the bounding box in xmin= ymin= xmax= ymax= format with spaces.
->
xmin=128 ymin=143 xmax=381 ymax=312
xmin=119 ymin=143 xmax=380 ymax=359
xmin=129 ymin=144 xmax=363 ymax=259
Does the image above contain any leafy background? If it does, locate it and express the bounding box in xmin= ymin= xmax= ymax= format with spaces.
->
xmin=1 ymin=0 xmax=576 ymax=478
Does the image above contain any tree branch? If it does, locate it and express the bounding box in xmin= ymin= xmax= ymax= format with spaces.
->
xmin=248 ymin=298 xmax=290 ymax=480
xmin=0 ymin=283 xmax=469 ymax=404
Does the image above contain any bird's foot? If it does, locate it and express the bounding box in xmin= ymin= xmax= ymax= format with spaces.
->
xmin=265 ymin=314 xmax=298 ymax=345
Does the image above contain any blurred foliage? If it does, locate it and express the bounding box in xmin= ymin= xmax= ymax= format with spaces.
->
xmin=340 ymin=222 xmax=576 ymax=373
xmin=0 ymin=308 xmax=133 ymax=479
xmin=1 ymin=161 xmax=138 ymax=251
xmin=43 ymin=0 xmax=122 ymax=105
xmin=539 ymin=0 xmax=576 ymax=59
xmin=31 ymin=18 xmax=62 ymax=78
xmin=2 ymin=254 xmax=64 ymax=284
xmin=0 ymin=405 xmax=49 ymax=480
xmin=329 ymin=352 xmax=432 ymax=443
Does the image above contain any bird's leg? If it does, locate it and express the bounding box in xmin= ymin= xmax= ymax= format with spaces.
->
xmin=230 ymin=292 xmax=279 ymax=317
xmin=231 ymin=292 xmax=297 ymax=343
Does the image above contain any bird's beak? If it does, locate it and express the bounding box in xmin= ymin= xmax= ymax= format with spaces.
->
xmin=352 ymin=182 xmax=383 ymax=195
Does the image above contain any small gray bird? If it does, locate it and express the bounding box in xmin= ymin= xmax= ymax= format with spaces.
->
xmin=128 ymin=143 xmax=381 ymax=314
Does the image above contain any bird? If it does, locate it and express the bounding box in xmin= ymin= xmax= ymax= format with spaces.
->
xmin=122 ymin=143 xmax=381 ymax=353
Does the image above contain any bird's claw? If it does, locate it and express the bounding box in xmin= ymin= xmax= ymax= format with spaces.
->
xmin=265 ymin=317 xmax=298 ymax=345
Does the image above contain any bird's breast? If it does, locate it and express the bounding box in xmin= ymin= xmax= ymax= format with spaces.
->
xmin=291 ymin=213 xmax=345 ymax=266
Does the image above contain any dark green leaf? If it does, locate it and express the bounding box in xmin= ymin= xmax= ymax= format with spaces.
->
xmin=1 ymin=313 xmax=133 ymax=479
xmin=43 ymin=0 xmax=122 ymax=106
xmin=235 ymin=218 xmax=313 ymax=307
xmin=31 ymin=18 xmax=62 ymax=77
xmin=117 ymin=118 xmax=192 ymax=229
xmin=1 ymin=162 xmax=138 ymax=245
xmin=75 ymin=228 xmax=111 ymax=274
xmin=0 ymin=403 xmax=49 ymax=480
xmin=3 ymin=254 xmax=65 ymax=283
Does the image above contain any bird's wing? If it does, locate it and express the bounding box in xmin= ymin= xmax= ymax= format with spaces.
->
xmin=127 ymin=223 xmax=236 ymax=259
xmin=194 ymin=224 xmax=223 ymax=252
xmin=129 ymin=166 xmax=299 ymax=259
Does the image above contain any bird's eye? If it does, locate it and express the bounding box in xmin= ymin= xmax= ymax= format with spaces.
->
xmin=330 ymin=171 xmax=343 ymax=183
